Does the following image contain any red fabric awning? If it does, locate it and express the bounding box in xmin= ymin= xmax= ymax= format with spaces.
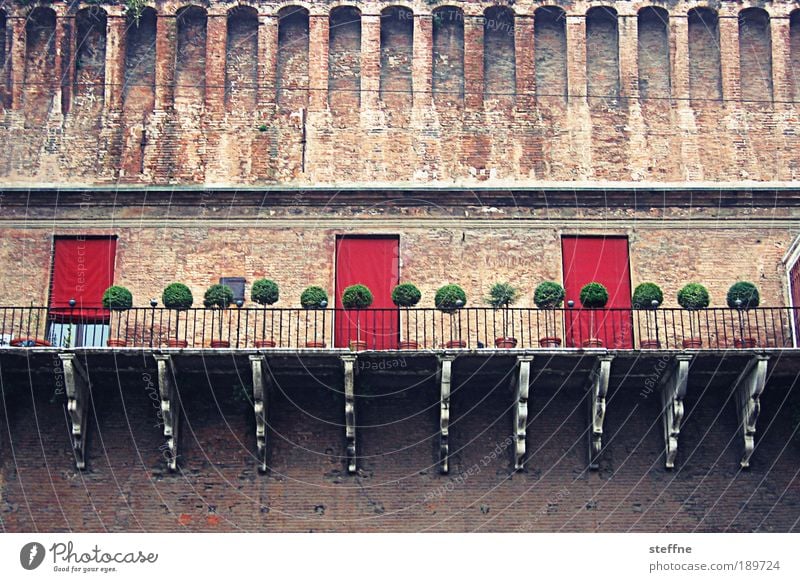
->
xmin=49 ymin=237 xmax=116 ymax=321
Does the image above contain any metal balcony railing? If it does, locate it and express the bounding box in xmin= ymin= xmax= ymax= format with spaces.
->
xmin=0 ymin=305 xmax=797 ymax=350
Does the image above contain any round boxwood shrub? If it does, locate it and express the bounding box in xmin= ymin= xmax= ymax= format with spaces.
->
xmin=301 ymin=286 xmax=328 ymax=309
xmin=727 ymin=281 xmax=760 ymax=310
xmin=392 ymin=283 xmax=422 ymax=307
xmin=487 ymin=282 xmax=518 ymax=308
xmin=435 ymin=284 xmax=467 ymax=312
xmin=632 ymin=282 xmax=663 ymax=309
xmin=534 ymin=281 xmax=565 ymax=309
xmin=102 ymin=285 xmax=133 ymax=310
xmin=251 ymin=279 xmax=279 ymax=306
xmin=677 ymin=283 xmax=710 ymax=310
xmin=203 ymin=284 xmax=234 ymax=309
xmin=162 ymin=283 xmax=193 ymax=310
xmin=342 ymin=284 xmax=373 ymax=309
xmin=580 ymin=282 xmax=609 ymax=308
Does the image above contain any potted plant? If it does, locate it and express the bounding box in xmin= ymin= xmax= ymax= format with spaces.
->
xmin=579 ymin=282 xmax=608 ymax=348
xmin=162 ymin=282 xmax=193 ymax=348
xmin=204 ymin=283 xmax=234 ymax=348
xmin=677 ymin=283 xmax=710 ymax=348
xmin=632 ymin=282 xmax=663 ymax=349
xmin=435 ymin=284 xmax=467 ymax=348
xmin=393 ymin=283 xmax=422 ymax=349
xmin=342 ymin=284 xmax=373 ymax=351
xmin=300 ymin=286 xmax=328 ymax=348
xmin=727 ymin=281 xmax=760 ymax=348
xmin=251 ymin=278 xmax=279 ymax=348
xmin=487 ymin=282 xmax=518 ymax=348
xmin=102 ymin=285 xmax=133 ymax=347
xmin=534 ymin=281 xmax=565 ymax=347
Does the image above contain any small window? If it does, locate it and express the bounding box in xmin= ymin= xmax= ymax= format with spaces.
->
xmin=220 ymin=277 xmax=246 ymax=304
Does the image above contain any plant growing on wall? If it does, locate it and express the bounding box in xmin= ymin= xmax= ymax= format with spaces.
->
xmin=162 ymin=283 xmax=193 ymax=347
xmin=102 ymin=285 xmax=133 ymax=347
xmin=727 ymin=281 xmax=760 ymax=348
xmin=677 ymin=283 xmax=710 ymax=348
xmin=204 ymin=284 xmax=234 ymax=347
xmin=487 ymin=283 xmax=518 ymax=347
xmin=123 ymin=0 xmax=146 ymax=25
xmin=251 ymin=279 xmax=279 ymax=348
xmin=534 ymin=281 xmax=565 ymax=347
xmin=632 ymin=282 xmax=663 ymax=348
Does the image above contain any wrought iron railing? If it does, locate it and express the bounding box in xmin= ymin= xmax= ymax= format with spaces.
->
xmin=0 ymin=305 xmax=797 ymax=350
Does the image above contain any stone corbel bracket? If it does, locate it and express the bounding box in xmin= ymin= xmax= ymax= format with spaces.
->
xmin=249 ymin=355 xmax=272 ymax=473
xmin=59 ymin=353 xmax=90 ymax=470
xmin=154 ymin=354 xmax=181 ymax=471
xmin=438 ymin=354 xmax=456 ymax=474
xmin=513 ymin=356 xmax=534 ymax=470
xmin=734 ymin=355 xmax=770 ymax=469
xmin=660 ymin=355 xmax=693 ymax=469
xmin=342 ymin=354 xmax=358 ymax=474
xmin=587 ymin=355 xmax=614 ymax=469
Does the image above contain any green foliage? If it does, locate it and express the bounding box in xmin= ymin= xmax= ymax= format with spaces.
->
xmin=102 ymin=285 xmax=133 ymax=310
xmin=632 ymin=282 xmax=663 ymax=309
xmin=677 ymin=283 xmax=710 ymax=310
xmin=341 ymin=284 xmax=373 ymax=309
xmin=435 ymin=284 xmax=467 ymax=312
xmin=257 ymin=124 xmax=268 ymax=132
xmin=579 ymin=282 xmax=609 ymax=309
xmin=203 ymin=284 xmax=234 ymax=309
xmin=162 ymin=283 xmax=193 ymax=310
xmin=251 ymin=279 xmax=279 ymax=306
xmin=534 ymin=281 xmax=565 ymax=309
xmin=123 ymin=0 xmax=146 ymax=25
xmin=391 ymin=283 xmax=422 ymax=307
xmin=487 ymin=282 xmax=518 ymax=308
xmin=727 ymin=281 xmax=760 ymax=310
xmin=300 ymin=286 xmax=328 ymax=309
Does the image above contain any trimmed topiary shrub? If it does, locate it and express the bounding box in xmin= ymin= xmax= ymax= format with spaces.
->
xmin=435 ymin=284 xmax=467 ymax=312
xmin=580 ymin=282 xmax=609 ymax=308
xmin=251 ymin=279 xmax=279 ymax=306
xmin=534 ymin=281 xmax=565 ymax=309
xmin=487 ymin=282 xmax=518 ymax=308
xmin=677 ymin=283 xmax=710 ymax=310
xmin=203 ymin=284 xmax=234 ymax=309
xmin=342 ymin=284 xmax=373 ymax=309
xmin=162 ymin=283 xmax=193 ymax=310
xmin=102 ymin=285 xmax=133 ymax=310
xmin=727 ymin=281 xmax=760 ymax=310
xmin=300 ymin=286 xmax=328 ymax=309
xmin=392 ymin=283 xmax=422 ymax=307
xmin=632 ymin=282 xmax=663 ymax=309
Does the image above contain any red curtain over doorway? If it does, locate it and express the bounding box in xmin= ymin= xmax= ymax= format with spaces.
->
xmin=49 ymin=237 xmax=117 ymax=321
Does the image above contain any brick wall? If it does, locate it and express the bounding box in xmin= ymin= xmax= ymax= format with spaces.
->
xmin=534 ymin=6 xmax=567 ymax=103
xmin=688 ymin=8 xmax=722 ymax=102
xmin=483 ymin=7 xmax=515 ymax=107
xmin=586 ymin=7 xmax=620 ymax=104
xmin=379 ymin=7 xmax=413 ymax=113
xmin=739 ymin=8 xmax=773 ymax=104
xmin=637 ymin=7 xmax=670 ymax=101
xmin=276 ymin=6 xmax=308 ymax=111
xmin=328 ymin=6 xmax=361 ymax=115
xmin=432 ymin=7 xmax=464 ymax=106
xmin=225 ymin=7 xmax=258 ymax=112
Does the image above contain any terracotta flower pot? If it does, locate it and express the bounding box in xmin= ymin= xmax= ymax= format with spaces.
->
xmin=682 ymin=338 xmax=702 ymax=349
xmin=210 ymin=340 xmax=230 ymax=348
xmin=495 ymin=337 xmax=518 ymax=349
xmin=640 ymin=339 xmax=661 ymax=349
xmin=107 ymin=338 xmax=128 ymax=347
xmin=305 ymin=341 xmax=326 ymax=348
xmin=167 ymin=339 xmax=188 ymax=348
xmin=734 ymin=337 xmax=757 ymax=349
xmin=445 ymin=339 xmax=467 ymax=349
xmin=539 ymin=337 xmax=562 ymax=348
xmin=9 ymin=337 xmax=51 ymax=347
xmin=582 ymin=338 xmax=604 ymax=348
xmin=349 ymin=340 xmax=367 ymax=352
xmin=254 ymin=339 xmax=276 ymax=348
xmin=399 ymin=340 xmax=419 ymax=350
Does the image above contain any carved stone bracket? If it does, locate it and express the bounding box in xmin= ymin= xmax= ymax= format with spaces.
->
xmin=438 ymin=354 xmax=455 ymax=474
xmin=342 ymin=354 xmax=357 ymax=474
xmin=734 ymin=355 xmax=770 ymax=468
xmin=587 ymin=355 xmax=614 ymax=469
xmin=513 ymin=356 xmax=534 ymax=470
xmin=660 ymin=355 xmax=692 ymax=469
xmin=59 ymin=354 xmax=90 ymax=470
xmin=154 ymin=354 xmax=181 ymax=471
xmin=249 ymin=355 xmax=272 ymax=473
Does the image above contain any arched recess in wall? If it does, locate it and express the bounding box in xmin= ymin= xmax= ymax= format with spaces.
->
xmin=586 ymin=6 xmax=619 ymax=104
xmin=74 ymin=7 xmax=107 ymax=109
xmin=432 ymin=6 xmax=464 ymax=105
xmin=175 ymin=6 xmax=207 ymax=105
xmin=24 ymin=7 xmax=57 ymax=120
xmin=226 ymin=6 xmax=258 ymax=111
xmin=791 ymin=11 xmax=800 ymax=102
xmin=329 ymin=6 xmax=361 ymax=114
xmin=739 ymin=7 xmax=772 ymax=104
xmin=483 ymin=6 xmax=515 ymax=104
xmin=123 ymin=7 xmax=156 ymax=117
xmin=534 ymin=6 xmax=567 ymax=102
xmin=688 ymin=8 xmax=721 ymax=102
xmin=637 ymin=6 xmax=670 ymax=101
xmin=379 ymin=6 xmax=412 ymax=110
xmin=276 ymin=6 xmax=309 ymax=110
xmin=0 ymin=10 xmax=8 ymax=108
